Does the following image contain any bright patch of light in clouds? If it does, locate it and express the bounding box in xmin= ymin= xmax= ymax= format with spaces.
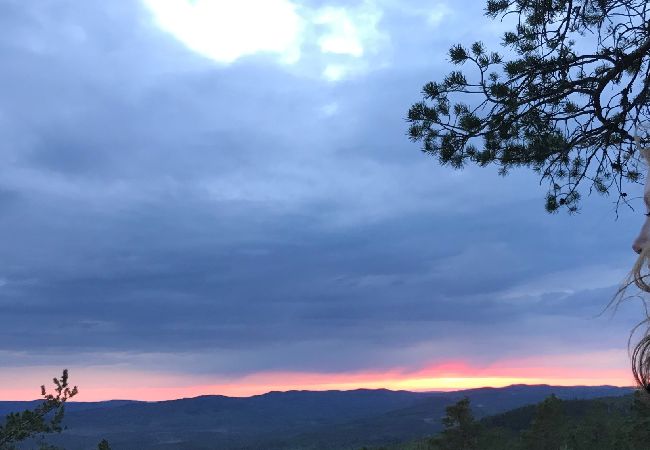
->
xmin=314 ymin=2 xmax=386 ymax=80
xmin=142 ymin=0 xmax=388 ymax=80
xmin=323 ymin=64 xmax=348 ymax=81
xmin=315 ymin=7 xmax=366 ymax=57
xmin=141 ymin=0 xmax=304 ymax=64
xmin=319 ymin=102 xmax=339 ymax=116
xmin=426 ymin=3 xmax=451 ymax=26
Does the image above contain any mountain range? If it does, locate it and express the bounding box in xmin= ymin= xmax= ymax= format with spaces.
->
xmin=1 ymin=384 xmax=633 ymax=450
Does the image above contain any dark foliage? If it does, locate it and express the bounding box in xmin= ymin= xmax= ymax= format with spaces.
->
xmin=97 ymin=438 xmax=112 ymax=450
xmin=438 ymin=398 xmax=480 ymax=450
xmin=388 ymin=392 xmax=650 ymax=450
xmin=520 ymin=394 xmax=566 ymax=450
xmin=0 ymin=370 xmax=78 ymax=449
xmin=408 ymin=0 xmax=650 ymax=212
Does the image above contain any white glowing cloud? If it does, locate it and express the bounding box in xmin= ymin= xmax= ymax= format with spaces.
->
xmin=426 ymin=4 xmax=452 ymax=26
xmin=314 ymin=4 xmax=385 ymax=58
xmin=141 ymin=0 xmax=389 ymax=81
xmin=319 ymin=102 xmax=339 ymax=117
xmin=315 ymin=3 xmax=386 ymax=81
xmin=323 ymin=64 xmax=348 ymax=82
xmin=141 ymin=0 xmax=304 ymax=64
xmin=315 ymin=8 xmax=365 ymax=57
xmin=378 ymin=0 xmax=451 ymax=27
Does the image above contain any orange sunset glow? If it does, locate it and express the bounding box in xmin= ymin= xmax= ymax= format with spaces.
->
xmin=1 ymin=351 xmax=633 ymax=402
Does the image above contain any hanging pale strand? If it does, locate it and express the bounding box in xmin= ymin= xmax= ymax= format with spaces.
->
xmin=632 ymin=246 xmax=650 ymax=292
xmin=625 ymin=251 xmax=650 ymax=394
xmin=631 ymin=122 xmax=650 ymax=292
xmin=628 ymin=121 xmax=650 ymax=393
xmin=632 ymin=333 xmax=650 ymax=393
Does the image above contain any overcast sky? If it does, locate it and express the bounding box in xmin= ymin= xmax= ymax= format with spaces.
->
xmin=0 ymin=0 xmax=646 ymax=400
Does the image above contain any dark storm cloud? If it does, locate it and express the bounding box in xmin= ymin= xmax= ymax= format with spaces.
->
xmin=0 ymin=0 xmax=644 ymax=376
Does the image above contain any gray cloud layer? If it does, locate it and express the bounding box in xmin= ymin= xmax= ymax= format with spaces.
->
xmin=0 ymin=0 xmax=644 ymax=378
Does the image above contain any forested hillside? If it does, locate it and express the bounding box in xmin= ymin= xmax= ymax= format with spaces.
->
xmin=3 ymin=385 xmax=632 ymax=449
xmin=381 ymin=392 xmax=650 ymax=450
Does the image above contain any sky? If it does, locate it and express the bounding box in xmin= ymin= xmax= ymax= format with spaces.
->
xmin=0 ymin=0 xmax=647 ymax=401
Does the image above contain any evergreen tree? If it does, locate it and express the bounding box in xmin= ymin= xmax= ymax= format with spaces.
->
xmin=0 ymin=370 xmax=78 ymax=449
xmin=622 ymin=391 xmax=650 ymax=449
xmin=521 ymin=395 xmax=567 ymax=450
xmin=97 ymin=438 xmax=112 ymax=450
xmin=407 ymin=0 xmax=650 ymax=212
xmin=565 ymin=400 xmax=618 ymax=450
xmin=438 ymin=398 xmax=481 ymax=450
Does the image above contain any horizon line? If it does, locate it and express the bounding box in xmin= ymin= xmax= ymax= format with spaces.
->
xmin=1 ymin=382 xmax=635 ymax=404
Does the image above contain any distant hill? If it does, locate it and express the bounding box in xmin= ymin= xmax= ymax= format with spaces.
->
xmin=0 ymin=399 xmax=139 ymax=417
xmin=480 ymin=393 xmax=635 ymax=432
xmin=1 ymin=385 xmax=633 ymax=450
xmin=387 ymin=392 xmax=641 ymax=450
xmin=284 ymin=385 xmax=634 ymax=450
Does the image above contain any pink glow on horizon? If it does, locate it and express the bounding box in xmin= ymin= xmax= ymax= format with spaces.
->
xmin=0 ymin=350 xmax=634 ymax=401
